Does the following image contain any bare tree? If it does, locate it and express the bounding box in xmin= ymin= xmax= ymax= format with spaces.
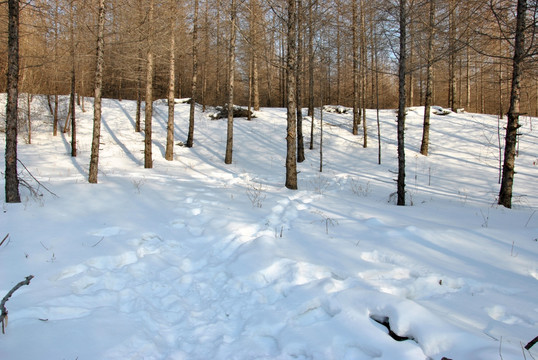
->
xmin=397 ymin=0 xmax=407 ymax=206
xmin=285 ymin=0 xmax=298 ymax=189
xmin=352 ymin=0 xmax=359 ymax=135
xmin=187 ymin=0 xmax=199 ymax=148
xmin=5 ymin=0 xmax=21 ymax=203
xmin=420 ymin=0 xmax=435 ymax=156
xmin=224 ymin=0 xmax=237 ymax=164
xmin=89 ymin=0 xmax=107 ymax=183
xmin=144 ymin=0 xmax=155 ymax=169
xmin=498 ymin=0 xmax=527 ymax=208
xmin=296 ymin=0 xmax=305 ymax=163
xmin=165 ymin=0 xmax=177 ymax=161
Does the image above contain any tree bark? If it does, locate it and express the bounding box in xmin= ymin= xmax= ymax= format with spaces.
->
xmin=224 ymin=0 xmax=237 ymax=164
xmin=89 ymin=0 xmax=106 ymax=183
xmin=352 ymin=0 xmax=359 ymax=135
xmin=498 ymin=0 xmax=526 ymax=209
xmin=285 ymin=0 xmax=298 ymax=190
xmin=69 ymin=2 xmax=76 ymax=158
xmin=297 ymin=0 xmax=305 ymax=163
xmin=420 ymin=0 xmax=435 ymax=156
xmin=165 ymin=1 xmax=176 ymax=161
xmin=308 ymin=0 xmax=314 ymax=149
xmin=144 ymin=0 xmax=155 ymax=169
xmin=397 ymin=0 xmax=407 ymax=206
xmin=5 ymin=0 xmax=21 ymax=203
xmin=187 ymin=0 xmax=199 ymax=148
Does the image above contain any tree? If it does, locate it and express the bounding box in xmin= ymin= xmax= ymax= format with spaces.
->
xmin=285 ymin=0 xmax=298 ymax=190
xmin=498 ymin=0 xmax=527 ymax=208
xmin=224 ymin=0 xmax=237 ymax=165
xmin=420 ymin=0 xmax=435 ymax=156
xmin=165 ymin=0 xmax=177 ymax=161
xmin=296 ymin=0 xmax=305 ymax=163
xmin=88 ymin=0 xmax=107 ymax=183
xmin=5 ymin=0 xmax=21 ymax=203
xmin=352 ymin=0 xmax=360 ymax=135
xmin=397 ymin=0 xmax=407 ymax=206
xmin=68 ymin=0 xmax=77 ymax=157
xmin=144 ymin=0 xmax=155 ymax=169
xmin=187 ymin=0 xmax=199 ymax=148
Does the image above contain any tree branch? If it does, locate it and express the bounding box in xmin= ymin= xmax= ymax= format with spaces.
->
xmin=1 ymin=275 xmax=34 ymax=334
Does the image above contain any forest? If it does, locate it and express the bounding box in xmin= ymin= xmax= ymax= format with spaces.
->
xmin=1 ymin=0 xmax=537 ymax=115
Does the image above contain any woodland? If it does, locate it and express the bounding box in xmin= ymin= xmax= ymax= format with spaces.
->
xmin=2 ymin=0 xmax=538 ymax=204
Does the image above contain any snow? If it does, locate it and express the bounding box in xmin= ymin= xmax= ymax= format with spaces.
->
xmin=1 ymin=95 xmax=537 ymax=360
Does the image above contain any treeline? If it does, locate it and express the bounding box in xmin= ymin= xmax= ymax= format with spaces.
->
xmin=1 ymin=0 xmax=537 ymax=116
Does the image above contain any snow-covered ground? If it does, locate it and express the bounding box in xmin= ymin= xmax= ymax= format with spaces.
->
xmin=1 ymin=95 xmax=537 ymax=360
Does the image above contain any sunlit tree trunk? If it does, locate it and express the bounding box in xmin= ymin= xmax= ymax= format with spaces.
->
xmin=224 ymin=0 xmax=237 ymax=164
xmin=352 ymin=0 xmax=359 ymax=135
xmin=420 ymin=0 xmax=435 ymax=156
xmin=397 ymin=0 xmax=407 ymax=206
xmin=297 ymin=0 xmax=305 ymax=163
xmin=89 ymin=0 xmax=106 ymax=183
xmin=5 ymin=0 xmax=21 ymax=203
xmin=498 ymin=0 xmax=527 ymax=209
xmin=144 ymin=0 xmax=155 ymax=169
xmin=286 ymin=0 xmax=298 ymax=189
xmin=187 ymin=0 xmax=199 ymax=148
xmin=165 ymin=1 xmax=176 ymax=161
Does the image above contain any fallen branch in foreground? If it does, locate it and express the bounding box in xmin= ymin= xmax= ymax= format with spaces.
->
xmin=1 ymin=275 xmax=34 ymax=334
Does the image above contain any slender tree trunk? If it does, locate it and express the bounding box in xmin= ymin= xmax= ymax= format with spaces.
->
xmin=352 ymin=0 xmax=359 ymax=135
xmin=144 ymin=0 xmax=155 ymax=169
xmin=202 ymin=0 xmax=209 ymax=112
xmin=187 ymin=0 xmax=199 ymax=148
xmin=216 ymin=0 xmax=222 ymax=104
xmin=360 ymin=0 xmax=367 ymax=147
xmin=250 ymin=0 xmax=260 ymax=111
xmin=69 ymin=3 xmax=76 ymax=158
xmin=89 ymin=0 xmax=106 ymax=184
xmin=420 ymin=0 xmax=435 ymax=156
xmin=135 ymin=0 xmax=143 ymax=133
xmin=498 ymin=0 xmax=526 ymax=209
xmin=27 ymin=94 xmax=31 ymax=144
xmin=308 ymin=0 xmax=314 ymax=148
xmin=374 ymin=24 xmax=381 ymax=165
xmin=224 ymin=0 xmax=237 ymax=164
xmin=285 ymin=0 xmax=298 ymax=189
xmin=297 ymin=0 xmax=305 ymax=163
xmin=397 ymin=0 xmax=407 ymax=206
xmin=5 ymin=0 xmax=20 ymax=203
xmin=448 ymin=0 xmax=457 ymax=111
xmin=165 ymin=1 xmax=176 ymax=161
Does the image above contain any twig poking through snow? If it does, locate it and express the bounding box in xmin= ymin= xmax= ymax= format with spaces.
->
xmin=1 ymin=275 xmax=34 ymax=334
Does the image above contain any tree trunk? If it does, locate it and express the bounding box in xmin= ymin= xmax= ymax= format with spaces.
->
xmin=352 ymin=0 xmax=359 ymax=135
xmin=498 ymin=0 xmax=526 ymax=209
xmin=360 ymin=0 xmax=367 ymax=147
xmin=420 ymin=0 xmax=435 ymax=156
xmin=187 ymin=0 xmax=199 ymax=148
xmin=144 ymin=0 xmax=155 ymax=169
xmin=5 ymin=0 xmax=21 ymax=203
xmin=69 ymin=3 xmax=77 ymax=158
xmin=448 ymin=0 xmax=457 ymax=111
xmin=165 ymin=1 xmax=176 ymax=161
xmin=88 ymin=0 xmax=106 ymax=184
xmin=285 ymin=0 xmax=298 ymax=190
xmin=27 ymin=94 xmax=32 ymax=144
xmin=135 ymin=0 xmax=143 ymax=133
xmin=397 ymin=0 xmax=407 ymax=206
xmin=308 ymin=0 xmax=314 ymax=148
xmin=224 ymin=0 xmax=237 ymax=164
xmin=296 ymin=0 xmax=305 ymax=163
